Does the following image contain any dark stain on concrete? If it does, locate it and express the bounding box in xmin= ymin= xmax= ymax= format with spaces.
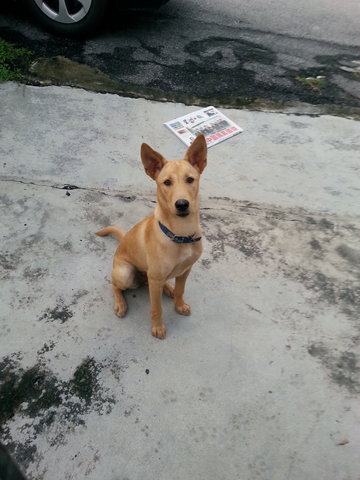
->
xmin=201 ymin=200 xmax=360 ymax=343
xmin=308 ymin=343 xmax=327 ymax=358
xmin=37 ymin=341 xmax=56 ymax=356
xmin=300 ymin=271 xmax=338 ymax=303
xmin=71 ymin=289 xmax=89 ymax=303
xmin=0 ymin=354 xmax=115 ymax=469
xmin=83 ymin=191 xmax=106 ymax=203
xmin=39 ymin=291 xmax=89 ymax=323
xmin=0 ymin=253 xmax=18 ymax=272
xmin=0 ymin=358 xmax=62 ymax=427
xmin=319 ymin=218 xmax=335 ymax=230
xmin=0 ymin=195 xmax=29 ymax=216
xmin=336 ymin=244 xmax=360 ymax=267
xmin=20 ymin=233 xmax=43 ymax=249
xmin=84 ymin=233 xmax=108 ymax=253
xmin=0 ymin=252 xmax=22 ymax=281
xmin=331 ymin=352 xmax=360 ymax=391
xmin=18 ymin=211 xmax=50 ymax=250
xmin=208 ymin=196 xmax=232 ymax=202
xmin=0 ymin=194 xmax=14 ymax=209
xmin=70 ymin=357 xmax=100 ymax=405
xmin=83 ymin=204 xmax=115 ymax=227
xmin=202 ymin=214 xmax=263 ymax=262
xmin=51 ymin=237 xmax=74 ymax=253
xmin=1 ymin=432 xmax=38 ymax=472
xmin=297 ymin=270 xmax=360 ymax=315
xmin=62 ymin=239 xmax=73 ymax=252
xmin=289 ymin=120 xmax=309 ymax=129
xmin=309 ymin=238 xmax=322 ymax=250
xmin=40 ymin=303 xmax=73 ymax=323
xmin=308 ymin=343 xmax=360 ymax=393
xmin=230 ymin=228 xmax=262 ymax=259
xmin=326 ymin=139 xmax=360 ymax=152
xmin=201 ymin=258 xmax=212 ymax=269
xmin=23 ymin=266 xmax=48 ymax=280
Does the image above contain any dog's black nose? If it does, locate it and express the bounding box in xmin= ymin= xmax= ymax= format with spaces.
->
xmin=175 ymin=199 xmax=189 ymax=211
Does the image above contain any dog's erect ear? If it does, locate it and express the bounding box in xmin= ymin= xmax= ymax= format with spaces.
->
xmin=141 ymin=143 xmax=167 ymax=180
xmin=185 ymin=134 xmax=207 ymax=174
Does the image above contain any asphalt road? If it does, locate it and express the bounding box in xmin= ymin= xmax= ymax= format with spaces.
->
xmin=0 ymin=1 xmax=360 ymax=113
xmin=181 ymin=0 xmax=360 ymax=46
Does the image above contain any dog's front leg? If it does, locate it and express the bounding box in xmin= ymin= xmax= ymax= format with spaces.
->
xmin=148 ymin=277 xmax=166 ymax=339
xmin=174 ymin=268 xmax=191 ymax=316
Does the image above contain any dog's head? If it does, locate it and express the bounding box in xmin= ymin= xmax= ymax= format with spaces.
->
xmin=141 ymin=135 xmax=207 ymax=218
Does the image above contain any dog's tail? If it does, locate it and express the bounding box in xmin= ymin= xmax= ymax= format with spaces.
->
xmin=96 ymin=226 xmax=126 ymax=243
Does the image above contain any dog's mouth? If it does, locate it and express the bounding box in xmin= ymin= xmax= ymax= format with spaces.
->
xmin=176 ymin=211 xmax=189 ymax=217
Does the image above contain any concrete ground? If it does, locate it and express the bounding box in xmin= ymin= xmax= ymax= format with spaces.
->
xmin=1 ymin=82 xmax=360 ymax=480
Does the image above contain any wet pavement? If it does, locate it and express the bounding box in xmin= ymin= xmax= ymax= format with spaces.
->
xmin=1 ymin=81 xmax=360 ymax=479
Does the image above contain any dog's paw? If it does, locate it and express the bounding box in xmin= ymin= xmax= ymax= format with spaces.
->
xmin=163 ymin=283 xmax=175 ymax=298
xmin=175 ymin=302 xmax=191 ymax=316
xmin=152 ymin=324 xmax=166 ymax=339
xmin=114 ymin=301 xmax=127 ymax=317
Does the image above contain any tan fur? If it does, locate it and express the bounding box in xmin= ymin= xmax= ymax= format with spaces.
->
xmin=96 ymin=135 xmax=207 ymax=339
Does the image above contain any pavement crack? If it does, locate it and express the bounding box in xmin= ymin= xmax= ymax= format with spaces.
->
xmin=2 ymin=175 xmax=359 ymax=231
xmin=0 ymin=175 xmax=140 ymax=200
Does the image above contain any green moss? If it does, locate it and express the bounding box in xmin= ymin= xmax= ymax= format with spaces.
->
xmin=0 ymin=39 xmax=32 ymax=82
xmin=296 ymin=75 xmax=326 ymax=93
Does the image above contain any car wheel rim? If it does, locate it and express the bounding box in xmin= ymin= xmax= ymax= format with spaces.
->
xmin=33 ymin=0 xmax=92 ymax=24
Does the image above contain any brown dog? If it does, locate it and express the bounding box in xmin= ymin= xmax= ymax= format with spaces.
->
xmin=96 ymin=134 xmax=207 ymax=339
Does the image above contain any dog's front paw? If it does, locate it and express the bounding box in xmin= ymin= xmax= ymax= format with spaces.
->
xmin=175 ymin=302 xmax=191 ymax=316
xmin=152 ymin=324 xmax=166 ymax=339
xmin=114 ymin=301 xmax=127 ymax=317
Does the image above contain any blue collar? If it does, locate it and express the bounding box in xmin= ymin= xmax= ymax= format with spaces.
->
xmin=158 ymin=221 xmax=202 ymax=244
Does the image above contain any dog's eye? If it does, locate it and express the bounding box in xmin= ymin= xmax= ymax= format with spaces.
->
xmin=186 ymin=177 xmax=194 ymax=184
xmin=164 ymin=179 xmax=172 ymax=186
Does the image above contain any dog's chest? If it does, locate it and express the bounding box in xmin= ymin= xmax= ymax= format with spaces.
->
xmin=168 ymin=244 xmax=200 ymax=278
xmin=177 ymin=244 xmax=194 ymax=263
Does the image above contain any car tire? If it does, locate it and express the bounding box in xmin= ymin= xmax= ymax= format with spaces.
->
xmin=26 ymin=0 xmax=109 ymax=36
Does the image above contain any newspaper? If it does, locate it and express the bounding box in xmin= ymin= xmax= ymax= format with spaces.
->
xmin=164 ymin=106 xmax=243 ymax=147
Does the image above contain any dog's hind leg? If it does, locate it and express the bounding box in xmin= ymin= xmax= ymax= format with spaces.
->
xmin=112 ymin=284 xmax=127 ymax=317
xmin=111 ymin=262 xmax=138 ymax=317
xmin=133 ymin=273 xmax=173 ymax=298
xmin=163 ymin=282 xmax=174 ymax=298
